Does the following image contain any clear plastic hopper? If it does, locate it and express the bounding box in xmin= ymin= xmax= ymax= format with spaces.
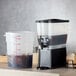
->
xmin=36 ymin=19 xmax=69 ymax=49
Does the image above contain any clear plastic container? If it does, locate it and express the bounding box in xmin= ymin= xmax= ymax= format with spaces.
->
xmin=36 ymin=19 xmax=69 ymax=36
xmin=5 ymin=31 xmax=36 ymax=68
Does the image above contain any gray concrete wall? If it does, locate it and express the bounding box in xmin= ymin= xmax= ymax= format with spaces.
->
xmin=0 ymin=0 xmax=75 ymax=55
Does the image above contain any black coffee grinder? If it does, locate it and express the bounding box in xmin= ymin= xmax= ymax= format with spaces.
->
xmin=36 ymin=19 xmax=69 ymax=69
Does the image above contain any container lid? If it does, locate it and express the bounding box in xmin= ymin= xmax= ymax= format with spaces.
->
xmin=36 ymin=19 xmax=69 ymax=23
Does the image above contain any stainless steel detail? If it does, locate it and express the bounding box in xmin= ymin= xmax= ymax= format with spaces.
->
xmin=40 ymin=49 xmax=51 ymax=68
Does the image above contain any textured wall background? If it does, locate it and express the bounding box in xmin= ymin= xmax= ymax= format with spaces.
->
xmin=0 ymin=0 xmax=75 ymax=55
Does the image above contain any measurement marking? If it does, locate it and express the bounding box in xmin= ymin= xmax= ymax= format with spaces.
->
xmin=16 ymin=43 xmax=21 ymax=45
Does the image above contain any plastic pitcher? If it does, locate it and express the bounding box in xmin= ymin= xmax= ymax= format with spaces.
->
xmin=5 ymin=31 xmax=36 ymax=68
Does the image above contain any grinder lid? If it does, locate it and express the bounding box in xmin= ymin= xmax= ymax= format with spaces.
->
xmin=36 ymin=19 xmax=69 ymax=23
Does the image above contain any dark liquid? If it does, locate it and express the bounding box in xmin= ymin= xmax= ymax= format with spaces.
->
xmin=8 ymin=55 xmax=32 ymax=68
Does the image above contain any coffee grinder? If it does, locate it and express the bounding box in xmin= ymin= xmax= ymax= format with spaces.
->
xmin=36 ymin=19 xmax=69 ymax=69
